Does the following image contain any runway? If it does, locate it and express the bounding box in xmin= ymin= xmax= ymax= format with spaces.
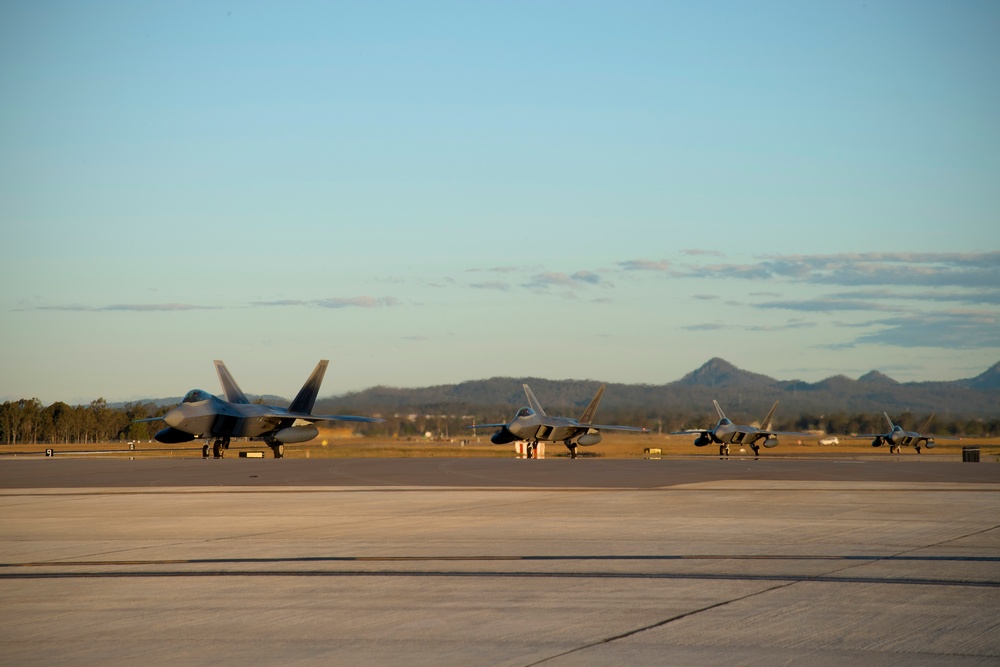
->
xmin=2 ymin=458 xmax=998 ymax=665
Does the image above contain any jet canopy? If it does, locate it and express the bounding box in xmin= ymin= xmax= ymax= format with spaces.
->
xmin=181 ymin=389 xmax=214 ymax=404
xmin=515 ymin=407 xmax=535 ymax=418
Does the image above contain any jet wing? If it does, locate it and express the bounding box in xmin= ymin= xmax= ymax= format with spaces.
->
xmin=253 ymin=406 xmax=382 ymax=423
xmin=584 ymin=424 xmax=647 ymax=432
xmin=671 ymin=428 xmax=711 ymax=435
xmin=466 ymin=423 xmax=509 ymax=429
xmin=757 ymin=429 xmax=811 ymax=437
xmin=287 ymin=412 xmax=383 ymax=424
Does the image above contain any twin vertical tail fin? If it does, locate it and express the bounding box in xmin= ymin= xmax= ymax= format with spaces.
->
xmin=522 ymin=384 xmax=547 ymax=417
xmin=918 ymin=412 xmax=936 ymax=435
xmin=214 ymin=361 xmax=251 ymax=404
xmin=578 ymin=385 xmax=606 ymax=424
xmin=712 ymin=400 xmax=727 ymax=421
xmin=289 ymin=360 xmax=329 ymax=414
xmin=883 ymin=412 xmax=896 ymax=432
xmin=760 ymin=401 xmax=779 ymax=431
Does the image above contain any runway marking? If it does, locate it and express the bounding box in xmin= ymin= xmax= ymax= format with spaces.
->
xmin=3 ymin=554 xmax=999 ymax=567
xmin=3 ymin=486 xmax=998 ymax=497
xmin=0 ymin=570 xmax=996 ymax=588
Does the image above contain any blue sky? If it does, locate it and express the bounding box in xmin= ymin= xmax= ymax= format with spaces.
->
xmin=2 ymin=1 xmax=998 ymax=404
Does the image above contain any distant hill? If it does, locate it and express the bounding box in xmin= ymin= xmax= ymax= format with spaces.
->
xmin=314 ymin=359 xmax=1000 ymax=420
xmin=122 ymin=359 xmax=1000 ymax=420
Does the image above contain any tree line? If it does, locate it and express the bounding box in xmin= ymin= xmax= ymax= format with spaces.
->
xmin=2 ymin=397 xmax=997 ymax=446
xmin=0 ymin=399 xmax=168 ymax=446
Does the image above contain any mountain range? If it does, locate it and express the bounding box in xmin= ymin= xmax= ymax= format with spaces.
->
xmin=312 ymin=358 xmax=1000 ymax=420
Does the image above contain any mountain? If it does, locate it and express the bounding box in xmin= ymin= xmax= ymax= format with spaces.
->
xmin=960 ymin=362 xmax=1000 ymax=391
xmin=676 ymin=357 xmax=777 ymax=388
xmin=313 ymin=359 xmax=1000 ymax=420
xmin=857 ymin=370 xmax=898 ymax=385
xmin=125 ymin=359 xmax=1000 ymax=419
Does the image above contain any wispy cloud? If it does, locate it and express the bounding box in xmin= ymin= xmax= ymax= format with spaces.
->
xmin=681 ymin=249 xmax=725 ymax=257
xmin=682 ymin=323 xmax=727 ymax=331
xmin=469 ymin=281 xmax=511 ymax=291
xmin=16 ymin=303 xmax=220 ymax=312
xmin=853 ymin=311 xmax=1000 ymax=349
xmin=522 ymin=271 xmax=607 ymax=291
xmin=678 ymin=252 xmax=1000 ymax=289
xmin=753 ymin=298 xmax=906 ymax=314
xmin=252 ymin=296 xmax=399 ymax=308
xmin=683 ymin=319 xmax=818 ymax=332
xmin=829 ymin=288 xmax=1000 ymax=306
xmin=618 ymin=259 xmax=671 ymax=272
xmin=466 ymin=266 xmax=528 ymax=274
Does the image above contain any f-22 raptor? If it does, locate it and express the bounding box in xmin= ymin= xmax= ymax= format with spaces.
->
xmin=673 ymin=400 xmax=806 ymax=457
xmin=142 ymin=360 xmax=381 ymax=458
xmin=471 ymin=384 xmax=647 ymax=459
xmin=859 ymin=412 xmax=955 ymax=454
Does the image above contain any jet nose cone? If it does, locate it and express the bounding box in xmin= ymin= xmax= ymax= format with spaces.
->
xmin=163 ymin=407 xmax=184 ymax=429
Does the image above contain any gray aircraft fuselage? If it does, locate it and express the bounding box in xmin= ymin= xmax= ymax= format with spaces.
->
xmin=160 ymin=390 xmax=321 ymax=443
xmin=697 ymin=418 xmax=778 ymax=447
xmin=146 ymin=360 xmax=381 ymax=458
xmin=473 ymin=384 xmax=646 ymax=458
xmin=863 ymin=413 xmax=948 ymax=453
xmin=674 ymin=400 xmax=807 ymax=456
xmin=492 ymin=408 xmax=605 ymax=447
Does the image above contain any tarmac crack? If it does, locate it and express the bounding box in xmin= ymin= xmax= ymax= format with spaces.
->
xmin=520 ymin=580 xmax=802 ymax=667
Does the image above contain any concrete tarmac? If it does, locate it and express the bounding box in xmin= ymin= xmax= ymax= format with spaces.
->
xmin=1 ymin=458 xmax=998 ymax=666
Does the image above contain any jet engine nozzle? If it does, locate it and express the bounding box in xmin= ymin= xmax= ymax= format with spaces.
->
xmin=491 ymin=428 xmax=517 ymax=445
xmin=154 ymin=427 xmax=197 ymax=444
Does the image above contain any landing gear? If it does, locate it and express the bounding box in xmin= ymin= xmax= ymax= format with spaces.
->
xmin=750 ymin=443 xmax=760 ymax=457
xmin=526 ymin=442 xmax=536 ymax=459
xmin=213 ymin=438 xmax=229 ymax=459
xmin=915 ymin=445 xmax=921 ymax=454
xmin=719 ymin=443 xmax=730 ymax=458
xmin=271 ymin=443 xmax=284 ymax=459
xmin=565 ymin=441 xmax=578 ymax=459
xmin=202 ymin=444 xmax=210 ymax=458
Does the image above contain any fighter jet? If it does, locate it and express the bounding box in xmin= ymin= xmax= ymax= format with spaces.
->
xmin=470 ymin=384 xmax=646 ymax=458
xmin=139 ymin=360 xmax=381 ymax=458
xmin=673 ymin=400 xmax=806 ymax=456
xmin=858 ymin=412 xmax=955 ymax=454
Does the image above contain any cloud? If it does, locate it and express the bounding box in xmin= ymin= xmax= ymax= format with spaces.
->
xmin=679 ymin=252 xmax=1000 ymax=289
xmin=753 ymin=298 xmax=906 ymax=314
xmin=692 ymin=294 xmax=719 ymax=301
xmin=522 ymin=271 xmax=606 ymax=291
xmin=618 ymin=259 xmax=671 ymax=272
xmin=466 ymin=266 xmax=526 ymax=274
xmin=681 ymin=249 xmax=725 ymax=257
xmin=852 ymin=311 xmax=1000 ymax=349
xmin=683 ymin=319 xmax=819 ymax=332
xmin=469 ymin=281 xmax=511 ymax=291
xmin=252 ymin=296 xmax=399 ymax=308
xmin=16 ymin=303 xmax=220 ymax=312
xmin=830 ymin=288 xmax=1000 ymax=306
xmin=682 ymin=323 xmax=727 ymax=331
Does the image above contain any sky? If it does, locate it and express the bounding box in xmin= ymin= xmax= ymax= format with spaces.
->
xmin=1 ymin=1 xmax=998 ymax=405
